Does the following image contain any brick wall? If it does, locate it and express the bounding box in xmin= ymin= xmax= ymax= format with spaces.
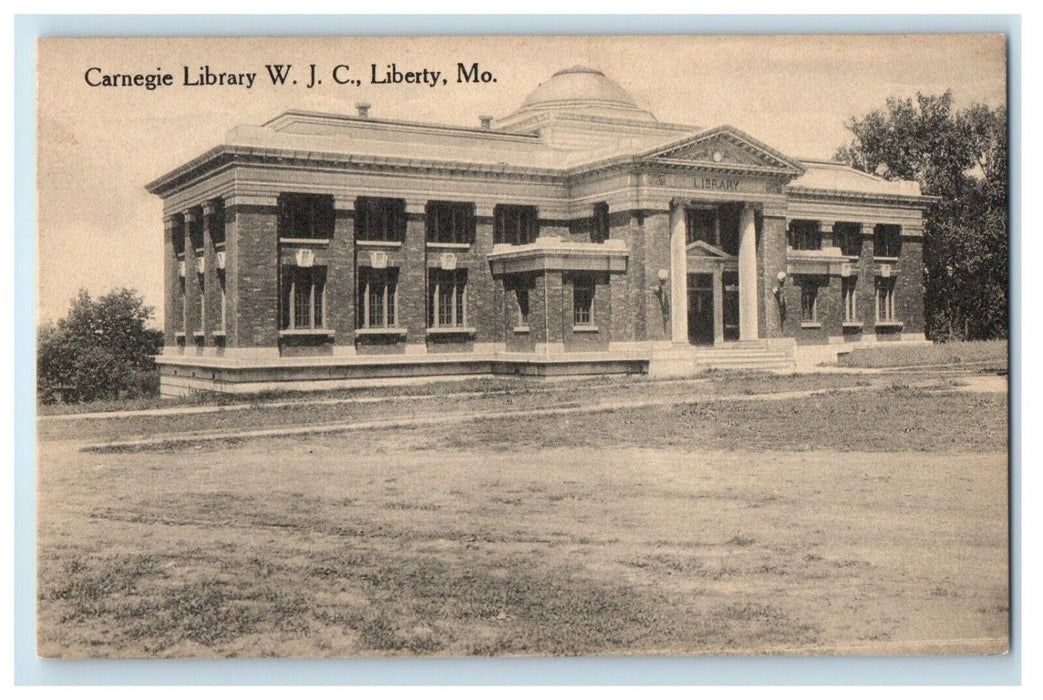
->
xmin=224 ymin=204 xmax=240 ymax=347
xmin=503 ymin=274 xmax=535 ymax=352
xmin=850 ymin=224 xmax=874 ymax=343
xmin=759 ymin=215 xmax=787 ymax=338
xmin=183 ymin=211 xmax=204 ymax=353
xmin=609 ymin=210 xmax=640 ymax=343
xmin=465 ymin=215 xmax=500 ymax=346
xmin=194 ymin=189 xmax=929 ymax=356
xmin=203 ymin=206 xmax=224 ymax=351
xmin=401 ymin=213 xmax=427 ymax=346
xmin=896 ymin=238 xmax=925 ymax=335
xmin=641 ymin=211 xmax=671 ymax=342
xmin=232 ymin=205 xmax=280 ymax=348
xmin=326 ymin=208 xmax=357 ymax=348
xmin=162 ymin=219 xmax=180 ymax=348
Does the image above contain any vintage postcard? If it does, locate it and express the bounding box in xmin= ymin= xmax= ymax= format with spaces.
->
xmin=35 ymin=34 xmax=1009 ymax=658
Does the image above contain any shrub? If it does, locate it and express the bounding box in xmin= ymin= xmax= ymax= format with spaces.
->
xmin=38 ymin=288 xmax=163 ymax=404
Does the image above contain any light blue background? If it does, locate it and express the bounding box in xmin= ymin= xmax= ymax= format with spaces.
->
xmin=14 ymin=13 xmax=1021 ymax=685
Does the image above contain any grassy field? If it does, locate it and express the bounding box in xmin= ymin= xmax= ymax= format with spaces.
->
xmin=36 ymin=371 xmax=878 ymax=418
xmin=837 ymin=340 xmax=1008 ymax=369
xmin=36 ymin=371 xmax=1009 ymax=658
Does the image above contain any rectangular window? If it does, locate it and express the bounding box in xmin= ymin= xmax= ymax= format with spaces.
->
xmin=800 ymin=280 xmax=818 ymax=323
xmin=592 ymin=202 xmax=610 ymax=243
xmin=789 ymin=220 xmax=822 ymax=251
xmin=573 ymin=276 xmax=595 ymax=326
xmin=357 ymin=268 xmax=399 ymax=328
xmin=427 ymin=201 xmax=474 ymax=244
xmin=279 ymin=193 xmax=334 ymax=240
xmin=686 ymin=208 xmax=717 ymax=246
xmin=874 ymin=225 xmax=902 ymax=258
xmin=428 ymin=269 xmax=468 ymax=328
xmin=516 ymin=287 xmax=530 ymax=327
xmin=842 ymin=277 xmax=858 ymax=323
xmin=835 ymin=222 xmax=862 ymax=258
xmin=280 ymin=266 xmax=326 ymax=330
xmin=876 ymin=277 xmax=897 ymax=322
xmin=356 ymin=197 xmax=405 ymax=242
xmin=494 ymin=205 xmax=538 ymax=245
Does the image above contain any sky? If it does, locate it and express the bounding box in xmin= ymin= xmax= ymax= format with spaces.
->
xmin=35 ymin=34 xmax=1007 ymax=326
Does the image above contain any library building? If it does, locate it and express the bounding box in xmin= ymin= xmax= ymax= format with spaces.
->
xmin=147 ymin=65 xmax=934 ymax=395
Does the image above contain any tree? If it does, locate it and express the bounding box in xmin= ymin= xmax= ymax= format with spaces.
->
xmin=37 ymin=288 xmax=164 ymax=403
xmin=834 ymin=91 xmax=1008 ymax=340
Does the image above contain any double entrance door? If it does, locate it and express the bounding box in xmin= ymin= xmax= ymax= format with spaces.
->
xmin=687 ymin=271 xmax=740 ymax=345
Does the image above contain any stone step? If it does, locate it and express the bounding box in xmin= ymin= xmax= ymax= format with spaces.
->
xmin=650 ymin=350 xmax=790 ymax=361
xmin=648 ymin=364 xmax=794 ymax=378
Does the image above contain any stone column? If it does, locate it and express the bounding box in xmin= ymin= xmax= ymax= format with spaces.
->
xmin=669 ymin=200 xmax=687 ymax=344
xmin=712 ymin=265 xmax=724 ymax=345
xmin=738 ymin=204 xmax=759 ymax=340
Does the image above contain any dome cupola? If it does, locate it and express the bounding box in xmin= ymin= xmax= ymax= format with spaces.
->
xmin=504 ymin=65 xmax=657 ymax=123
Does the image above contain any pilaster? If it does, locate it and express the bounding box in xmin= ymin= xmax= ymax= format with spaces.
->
xmin=669 ymin=201 xmax=688 ymax=344
xmin=738 ymin=204 xmax=759 ymax=340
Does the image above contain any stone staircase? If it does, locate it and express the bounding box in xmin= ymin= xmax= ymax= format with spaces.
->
xmin=648 ymin=340 xmax=795 ymax=377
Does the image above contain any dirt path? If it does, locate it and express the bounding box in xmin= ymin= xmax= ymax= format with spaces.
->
xmin=83 ymin=384 xmax=881 ymax=451
xmin=40 ymin=376 xmax=711 ymax=422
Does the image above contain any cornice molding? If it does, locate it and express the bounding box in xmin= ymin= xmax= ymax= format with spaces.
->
xmin=786 ymin=185 xmax=940 ymax=208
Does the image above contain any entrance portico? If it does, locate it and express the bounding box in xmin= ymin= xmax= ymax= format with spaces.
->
xmin=668 ymin=199 xmax=759 ymax=346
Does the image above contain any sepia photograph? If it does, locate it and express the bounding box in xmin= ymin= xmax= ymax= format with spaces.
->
xmin=34 ymin=33 xmax=1009 ymax=660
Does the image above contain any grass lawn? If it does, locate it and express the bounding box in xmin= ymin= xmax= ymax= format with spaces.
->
xmin=38 ymin=372 xmax=885 ymax=444
xmin=837 ymin=340 xmax=1008 ymax=369
xmin=36 ymin=376 xmax=1009 ymax=658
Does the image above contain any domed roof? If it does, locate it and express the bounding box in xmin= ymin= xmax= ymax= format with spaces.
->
xmin=511 ymin=65 xmax=656 ymax=122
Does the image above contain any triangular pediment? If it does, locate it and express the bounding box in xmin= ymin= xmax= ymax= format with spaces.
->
xmin=686 ymin=240 xmax=733 ymax=259
xmin=643 ymin=125 xmax=805 ymax=176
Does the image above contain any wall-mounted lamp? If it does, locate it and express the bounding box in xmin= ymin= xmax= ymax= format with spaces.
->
xmin=772 ymin=271 xmax=787 ymax=316
xmin=655 ymin=268 xmax=670 ymax=316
